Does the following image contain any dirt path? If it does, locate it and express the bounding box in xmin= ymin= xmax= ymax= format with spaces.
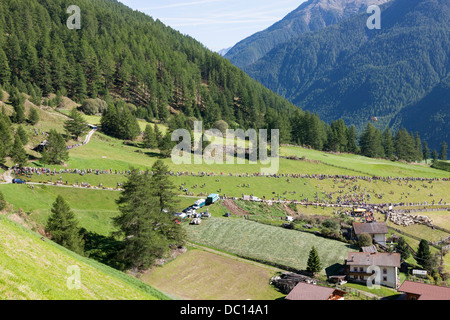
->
xmin=222 ymin=199 xmax=250 ymax=216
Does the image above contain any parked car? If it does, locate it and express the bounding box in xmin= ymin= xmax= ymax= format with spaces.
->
xmin=12 ymin=178 xmax=26 ymax=184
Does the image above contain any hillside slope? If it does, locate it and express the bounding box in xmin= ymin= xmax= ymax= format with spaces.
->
xmin=0 ymin=0 xmax=297 ymax=132
xmin=242 ymin=0 xmax=449 ymax=149
xmin=225 ymin=0 xmax=390 ymax=69
xmin=0 ymin=215 xmax=169 ymax=300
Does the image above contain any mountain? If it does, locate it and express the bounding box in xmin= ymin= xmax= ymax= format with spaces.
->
xmin=240 ymin=0 xmax=449 ymax=150
xmin=225 ymin=0 xmax=390 ymax=69
xmin=217 ymin=47 xmax=232 ymax=56
xmin=0 ymin=0 xmax=298 ymax=136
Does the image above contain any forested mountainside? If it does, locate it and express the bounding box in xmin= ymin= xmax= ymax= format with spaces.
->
xmin=225 ymin=0 xmax=390 ymax=69
xmin=0 ymin=0 xmax=299 ymax=133
xmin=241 ymin=0 xmax=449 ymax=150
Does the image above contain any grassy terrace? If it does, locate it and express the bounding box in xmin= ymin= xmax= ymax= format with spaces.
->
xmin=184 ymin=217 xmax=357 ymax=274
xmin=0 ymin=217 xmax=169 ymax=300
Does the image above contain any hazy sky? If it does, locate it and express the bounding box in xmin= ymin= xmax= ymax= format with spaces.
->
xmin=118 ymin=0 xmax=306 ymax=52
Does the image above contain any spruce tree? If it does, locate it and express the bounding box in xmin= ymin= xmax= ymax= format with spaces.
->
xmin=0 ymin=190 xmax=6 ymax=211
xmin=382 ymin=128 xmax=395 ymax=160
xmin=306 ymin=246 xmax=322 ymax=276
xmin=416 ymin=239 xmax=431 ymax=271
xmin=0 ymin=48 xmax=11 ymax=84
xmin=28 ymin=107 xmax=40 ymax=125
xmin=0 ymin=116 xmax=12 ymax=165
xmin=46 ymin=195 xmax=84 ymax=255
xmin=396 ymin=237 xmax=410 ymax=261
xmin=439 ymin=141 xmax=448 ymax=160
xmin=41 ymin=129 xmax=69 ymax=165
xmin=10 ymin=135 xmax=28 ymax=168
xmin=422 ymin=141 xmax=430 ymax=164
xmin=142 ymin=124 xmax=157 ymax=149
xmin=16 ymin=125 xmax=28 ymax=145
xmin=64 ymin=108 xmax=88 ymax=141
xmin=112 ymin=168 xmax=185 ymax=271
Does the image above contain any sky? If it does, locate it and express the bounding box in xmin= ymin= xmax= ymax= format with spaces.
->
xmin=118 ymin=0 xmax=306 ymax=52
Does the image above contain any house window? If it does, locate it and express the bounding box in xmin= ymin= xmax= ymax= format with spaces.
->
xmin=359 ymin=267 xmax=364 ymax=272
xmin=383 ymin=268 xmax=387 ymax=274
xmin=383 ymin=277 xmax=387 ymax=282
xmin=353 ymin=267 xmax=358 ymax=272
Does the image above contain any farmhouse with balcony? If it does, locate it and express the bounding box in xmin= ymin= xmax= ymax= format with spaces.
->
xmin=345 ymin=252 xmax=401 ymax=289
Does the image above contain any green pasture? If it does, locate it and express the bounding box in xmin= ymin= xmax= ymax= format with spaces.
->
xmin=185 ymin=217 xmax=357 ymax=274
xmin=0 ymin=217 xmax=169 ymax=300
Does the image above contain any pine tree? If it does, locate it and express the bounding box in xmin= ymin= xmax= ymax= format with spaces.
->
xmin=360 ymin=123 xmax=384 ymax=158
xmin=0 ymin=48 xmax=11 ymax=84
xmin=422 ymin=141 xmax=430 ymax=164
xmin=16 ymin=125 xmax=28 ymax=145
xmin=306 ymin=246 xmax=322 ymax=276
xmin=10 ymin=135 xmax=28 ymax=168
xmin=112 ymin=168 xmax=185 ymax=271
xmin=382 ymin=128 xmax=395 ymax=160
xmin=394 ymin=128 xmax=417 ymax=162
xmin=149 ymin=160 xmax=179 ymax=213
xmin=154 ymin=124 xmax=163 ymax=147
xmin=142 ymin=124 xmax=157 ymax=149
xmin=46 ymin=195 xmax=84 ymax=255
xmin=416 ymin=239 xmax=431 ymax=270
xmin=64 ymin=108 xmax=88 ymax=141
xmin=0 ymin=116 xmax=12 ymax=165
xmin=28 ymin=107 xmax=40 ymax=125
xmin=10 ymin=88 xmax=26 ymax=124
xmin=0 ymin=190 xmax=6 ymax=211
xmin=41 ymin=129 xmax=69 ymax=165
xmin=396 ymin=237 xmax=410 ymax=261
xmin=439 ymin=141 xmax=448 ymax=160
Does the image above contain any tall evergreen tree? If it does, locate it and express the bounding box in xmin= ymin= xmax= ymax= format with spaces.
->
xmin=142 ymin=124 xmax=157 ymax=149
xmin=382 ymin=127 xmax=395 ymax=160
xmin=0 ymin=116 xmax=12 ymax=165
xmin=46 ymin=195 xmax=84 ymax=255
xmin=0 ymin=48 xmax=11 ymax=84
xmin=41 ymin=129 xmax=69 ymax=165
xmin=416 ymin=239 xmax=431 ymax=271
xmin=360 ymin=123 xmax=384 ymax=158
xmin=396 ymin=236 xmax=410 ymax=261
xmin=422 ymin=141 xmax=430 ymax=164
xmin=10 ymin=135 xmax=27 ymax=168
xmin=306 ymin=246 xmax=322 ymax=276
xmin=28 ymin=107 xmax=40 ymax=125
xmin=439 ymin=141 xmax=448 ymax=160
xmin=112 ymin=168 xmax=185 ymax=271
xmin=64 ymin=108 xmax=88 ymax=141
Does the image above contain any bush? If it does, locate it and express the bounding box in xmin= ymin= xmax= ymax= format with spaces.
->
xmin=322 ymin=219 xmax=340 ymax=230
xmin=358 ymin=233 xmax=373 ymax=247
xmin=79 ymin=98 xmax=108 ymax=115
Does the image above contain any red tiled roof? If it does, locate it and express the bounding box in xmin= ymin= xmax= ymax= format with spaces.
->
xmin=285 ymin=283 xmax=342 ymax=300
xmin=398 ymin=281 xmax=450 ymax=300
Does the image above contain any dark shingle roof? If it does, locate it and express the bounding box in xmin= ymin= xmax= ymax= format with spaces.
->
xmin=353 ymin=222 xmax=388 ymax=235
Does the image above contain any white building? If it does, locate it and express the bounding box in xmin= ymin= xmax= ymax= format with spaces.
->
xmin=345 ymin=252 xmax=401 ymax=289
xmin=352 ymin=222 xmax=388 ymax=246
